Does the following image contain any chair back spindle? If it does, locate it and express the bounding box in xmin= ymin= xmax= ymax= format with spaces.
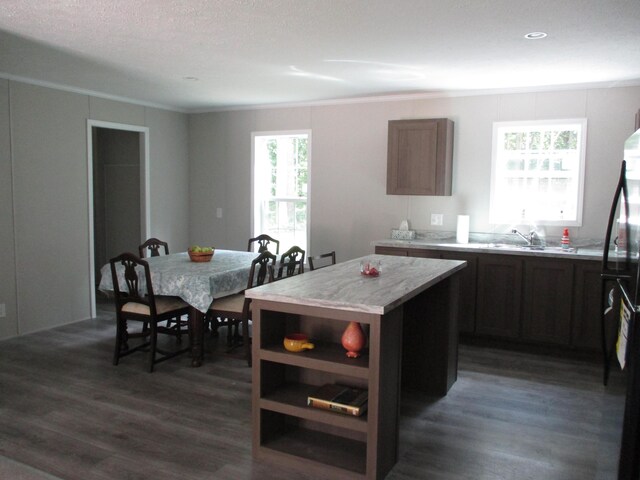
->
xmin=138 ymin=238 xmax=169 ymax=258
xmin=247 ymin=234 xmax=280 ymax=254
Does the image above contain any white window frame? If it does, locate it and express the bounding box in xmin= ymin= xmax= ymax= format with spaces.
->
xmin=489 ymin=118 xmax=587 ymax=227
xmin=251 ymin=130 xmax=311 ymax=254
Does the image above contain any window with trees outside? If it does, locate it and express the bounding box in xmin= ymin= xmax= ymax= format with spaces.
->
xmin=252 ymin=131 xmax=310 ymax=253
xmin=489 ymin=119 xmax=587 ymax=226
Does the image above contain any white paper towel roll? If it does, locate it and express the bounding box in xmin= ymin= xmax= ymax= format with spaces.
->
xmin=456 ymin=215 xmax=470 ymax=243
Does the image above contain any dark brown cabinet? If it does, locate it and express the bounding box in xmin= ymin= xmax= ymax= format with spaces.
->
xmin=522 ymin=258 xmax=573 ymax=345
xmin=387 ymin=118 xmax=454 ymax=196
xmin=375 ymin=246 xmax=408 ymax=256
xmin=572 ymin=262 xmax=603 ymax=350
xmin=408 ymin=249 xmax=441 ymax=259
xmin=440 ymin=251 xmax=477 ymax=334
xmin=375 ymin=245 xmax=601 ymax=352
xmin=476 ymin=255 xmax=522 ymax=339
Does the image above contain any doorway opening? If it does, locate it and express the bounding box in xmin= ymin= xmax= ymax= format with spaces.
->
xmin=87 ymin=120 xmax=150 ymax=318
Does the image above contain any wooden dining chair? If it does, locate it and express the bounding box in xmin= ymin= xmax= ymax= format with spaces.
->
xmin=247 ymin=234 xmax=280 ymax=254
xmin=110 ymin=252 xmax=190 ymax=372
xmin=138 ymin=237 xmax=169 ymax=257
xmin=308 ymin=251 xmax=336 ymax=270
xmin=207 ymin=250 xmax=276 ymax=366
xmin=138 ymin=237 xmax=188 ymax=344
xmin=270 ymin=245 xmax=305 ymax=280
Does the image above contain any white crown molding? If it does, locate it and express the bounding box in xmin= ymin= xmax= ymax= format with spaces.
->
xmin=0 ymin=72 xmax=187 ymax=113
xmin=1 ymin=70 xmax=638 ymax=115
xmin=192 ymin=79 xmax=640 ymax=114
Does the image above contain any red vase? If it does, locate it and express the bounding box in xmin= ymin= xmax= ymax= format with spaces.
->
xmin=341 ymin=322 xmax=366 ymax=358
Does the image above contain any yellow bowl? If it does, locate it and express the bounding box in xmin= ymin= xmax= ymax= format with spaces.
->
xmin=283 ymin=333 xmax=315 ymax=352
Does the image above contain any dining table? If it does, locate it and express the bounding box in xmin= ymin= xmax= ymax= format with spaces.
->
xmin=99 ymin=249 xmax=259 ymax=366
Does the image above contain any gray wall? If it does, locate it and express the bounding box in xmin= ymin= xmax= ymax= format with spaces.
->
xmin=0 ymin=81 xmax=189 ymax=339
xmin=189 ymin=86 xmax=640 ymax=262
xmin=1 ymin=79 xmax=637 ymax=341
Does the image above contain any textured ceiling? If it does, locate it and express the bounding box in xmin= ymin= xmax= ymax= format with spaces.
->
xmin=1 ymin=0 xmax=639 ymax=112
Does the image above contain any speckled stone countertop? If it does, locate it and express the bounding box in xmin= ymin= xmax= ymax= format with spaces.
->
xmin=246 ymin=254 xmax=466 ymax=315
xmin=373 ymin=234 xmax=603 ymax=262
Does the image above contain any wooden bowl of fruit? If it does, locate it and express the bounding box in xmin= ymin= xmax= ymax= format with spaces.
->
xmin=188 ymin=246 xmax=214 ymax=262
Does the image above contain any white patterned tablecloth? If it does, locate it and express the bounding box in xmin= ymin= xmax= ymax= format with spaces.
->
xmin=99 ymin=250 xmax=258 ymax=313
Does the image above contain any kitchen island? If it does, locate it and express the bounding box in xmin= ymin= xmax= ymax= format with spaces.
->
xmin=246 ymin=254 xmax=466 ymax=480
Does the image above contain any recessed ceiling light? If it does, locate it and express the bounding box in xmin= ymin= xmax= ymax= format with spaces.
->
xmin=524 ymin=32 xmax=547 ymax=40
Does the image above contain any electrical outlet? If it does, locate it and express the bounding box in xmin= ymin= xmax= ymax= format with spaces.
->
xmin=216 ymin=208 xmax=223 ymax=219
xmin=0 ymin=303 xmax=5 ymax=318
xmin=431 ymin=213 xmax=443 ymax=226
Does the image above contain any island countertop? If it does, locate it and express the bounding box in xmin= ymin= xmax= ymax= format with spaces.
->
xmin=246 ymin=254 xmax=466 ymax=315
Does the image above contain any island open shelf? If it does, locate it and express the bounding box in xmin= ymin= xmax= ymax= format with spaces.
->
xmin=259 ymin=418 xmax=368 ymax=476
xmin=247 ymin=255 xmax=465 ymax=479
xmin=260 ymin=380 xmax=368 ymax=430
xmin=260 ymin=340 xmax=369 ymax=378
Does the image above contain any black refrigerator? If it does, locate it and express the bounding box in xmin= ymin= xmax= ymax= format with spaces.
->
xmin=602 ymin=127 xmax=640 ymax=479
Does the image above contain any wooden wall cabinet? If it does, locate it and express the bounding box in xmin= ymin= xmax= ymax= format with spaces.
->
xmin=387 ymin=118 xmax=454 ymax=196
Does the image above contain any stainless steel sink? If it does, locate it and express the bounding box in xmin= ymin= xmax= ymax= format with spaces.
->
xmin=517 ymin=244 xmax=545 ymax=250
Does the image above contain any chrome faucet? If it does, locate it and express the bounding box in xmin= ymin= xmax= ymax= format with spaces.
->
xmin=511 ymin=228 xmax=539 ymax=246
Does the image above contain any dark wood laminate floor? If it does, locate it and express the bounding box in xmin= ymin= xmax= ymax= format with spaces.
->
xmin=0 ymin=301 xmax=627 ymax=480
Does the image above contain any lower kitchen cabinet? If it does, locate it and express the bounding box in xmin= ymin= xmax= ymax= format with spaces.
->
xmin=408 ymin=249 xmax=441 ymax=259
xmin=440 ymin=251 xmax=477 ymax=333
xmin=375 ymin=245 xmax=602 ymax=352
xmin=522 ymin=258 xmax=573 ymax=345
xmin=375 ymin=246 xmax=408 ymax=256
xmin=476 ymin=254 xmax=522 ymax=339
xmin=572 ymin=262 xmax=603 ymax=350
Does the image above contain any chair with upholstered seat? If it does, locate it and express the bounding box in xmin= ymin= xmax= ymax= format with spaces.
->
xmin=207 ymin=250 xmax=276 ymax=366
xmin=138 ymin=237 xmax=188 ymax=343
xmin=247 ymin=234 xmax=280 ymax=254
xmin=110 ymin=252 xmax=190 ymax=372
xmin=308 ymin=251 xmax=336 ymax=271
xmin=138 ymin=237 xmax=169 ymax=258
xmin=270 ymin=245 xmax=305 ymax=280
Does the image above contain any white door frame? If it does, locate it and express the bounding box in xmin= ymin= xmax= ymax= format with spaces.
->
xmin=86 ymin=120 xmax=150 ymax=317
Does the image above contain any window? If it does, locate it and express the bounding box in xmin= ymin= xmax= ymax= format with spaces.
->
xmin=252 ymin=131 xmax=310 ymax=253
xmin=490 ymin=119 xmax=587 ymax=226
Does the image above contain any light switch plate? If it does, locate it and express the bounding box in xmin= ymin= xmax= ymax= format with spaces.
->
xmin=431 ymin=213 xmax=443 ymax=226
xmin=0 ymin=303 xmax=5 ymax=318
xmin=216 ymin=208 xmax=223 ymax=219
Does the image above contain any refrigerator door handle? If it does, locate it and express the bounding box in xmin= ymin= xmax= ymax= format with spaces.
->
xmin=602 ymin=161 xmax=630 ymax=275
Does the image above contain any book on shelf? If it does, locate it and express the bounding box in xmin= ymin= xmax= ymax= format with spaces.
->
xmin=307 ymin=383 xmax=368 ymax=416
